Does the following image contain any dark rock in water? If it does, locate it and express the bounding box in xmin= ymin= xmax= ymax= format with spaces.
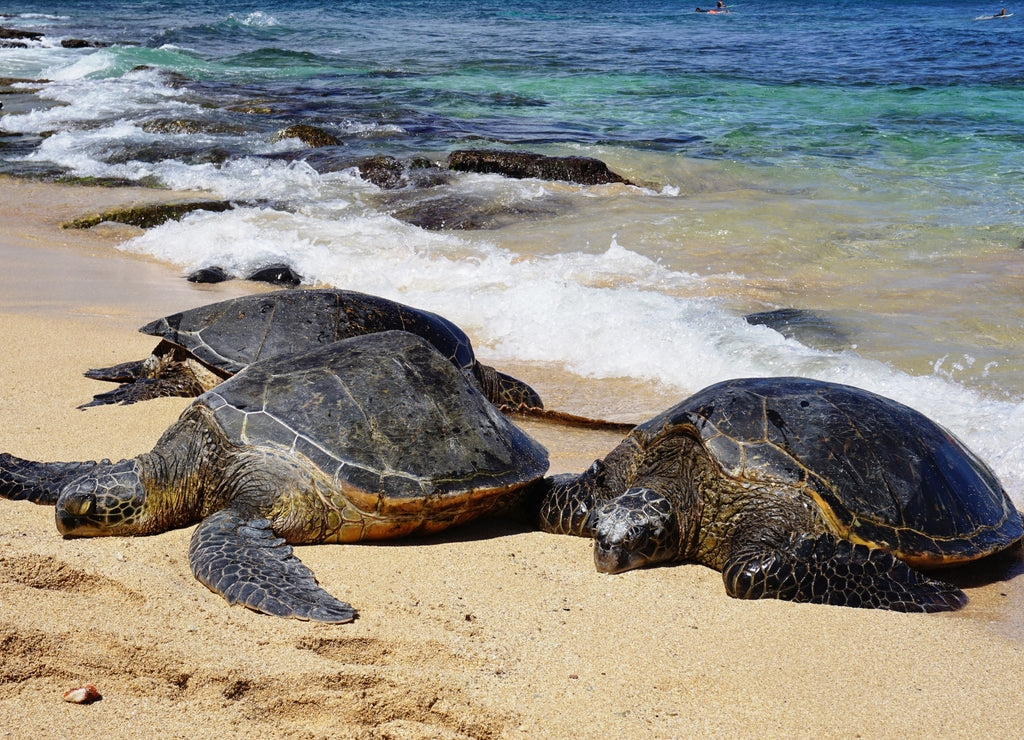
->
xmin=186 ymin=266 xmax=232 ymax=284
xmin=130 ymin=66 xmax=191 ymax=89
xmin=104 ymin=139 xmax=233 ymax=168
xmin=407 ymin=161 xmax=451 ymax=188
xmin=391 ymin=193 xmax=564 ymax=231
xmin=61 ymin=200 xmax=236 ymax=230
xmin=141 ymin=118 xmax=248 ymax=136
xmin=272 ymin=124 xmax=341 ymax=148
xmin=247 ymin=264 xmax=302 ymax=287
xmin=392 ymin=196 xmax=488 ymax=230
xmin=0 ymin=76 xmax=49 ymax=89
xmin=357 ymin=155 xmax=407 ymax=190
xmin=743 ymin=308 xmax=850 ymax=351
xmin=448 ymin=149 xmax=632 ymax=186
xmin=61 ymin=39 xmax=110 ymax=49
xmin=0 ymin=26 xmax=44 ymax=42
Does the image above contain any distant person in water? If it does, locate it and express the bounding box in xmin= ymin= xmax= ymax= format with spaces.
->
xmin=996 ymin=7 xmax=1007 ymax=15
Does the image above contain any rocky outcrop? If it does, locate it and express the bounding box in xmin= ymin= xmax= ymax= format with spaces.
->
xmin=448 ymin=149 xmax=632 ymax=186
xmin=272 ymin=124 xmax=341 ymax=148
xmin=0 ymin=27 xmax=110 ymax=48
xmin=391 ymin=194 xmax=562 ymax=231
xmin=357 ymin=155 xmax=406 ymax=190
xmin=60 ymin=39 xmax=110 ymax=49
xmin=743 ymin=308 xmax=850 ymax=352
xmin=0 ymin=26 xmax=42 ymax=47
xmin=140 ymin=119 xmax=248 ymax=136
xmin=62 ymin=200 xmax=235 ymax=230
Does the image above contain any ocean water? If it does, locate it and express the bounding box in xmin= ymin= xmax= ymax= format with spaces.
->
xmin=2 ymin=1 xmax=1024 ymax=502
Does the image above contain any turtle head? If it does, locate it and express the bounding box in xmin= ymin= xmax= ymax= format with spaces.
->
xmin=55 ymin=459 xmax=152 ymax=537
xmin=592 ymin=487 xmax=679 ymax=574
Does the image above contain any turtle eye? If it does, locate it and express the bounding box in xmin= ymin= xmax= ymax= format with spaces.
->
xmin=64 ymin=492 xmax=95 ymax=517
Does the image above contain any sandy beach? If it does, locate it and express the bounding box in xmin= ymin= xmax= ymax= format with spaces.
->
xmin=2 ymin=175 xmax=1024 ymax=739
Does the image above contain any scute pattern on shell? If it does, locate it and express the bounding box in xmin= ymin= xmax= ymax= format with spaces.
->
xmin=143 ymin=289 xmax=476 ymax=375
xmin=640 ymin=377 xmax=1022 ymax=564
xmin=201 ymin=331 xmax=548 ymax=503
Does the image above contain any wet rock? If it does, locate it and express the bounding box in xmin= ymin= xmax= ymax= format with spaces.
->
xmin=226 ymin=101 xmax=275 ymax=115
xmin=357 ymin=155 xmax=407 ymax=190
xmin=448 ymin=149 xmax=632 ymax=186
xmin=407 ymin=158 xmax=451 ymax=187
xmin=392 ymin=194 xmax=564 ymax=231
xmin=186 ymin=266 xmax=232 ymax=284
xmin=0 ymin=26 xmax=44 ymax=44
xmin=0 ymin=76 xmax=47 ymax=90
xmin=272 ymin=124 xmax=341 ymax=148
xmin=186 ymin=264 xmax=303 ymax=286
xmin=130 ymin=66 xmax=191 ymax=88
xmin=62 ymin=200 xmax=236 ymax=230
xmin=140 ymin=119 xmax=248 ymax=136
xmin=61 ymin=39 xmax=110 ymax=49
xmin=743 ymin=308 xmax=850 ymax=351
xmin=247 ymin=264 xmax=303 ymax=287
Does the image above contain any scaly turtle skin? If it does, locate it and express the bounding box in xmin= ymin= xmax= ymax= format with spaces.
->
xmin=537 ymin=377 xmax=1022 ymax=612
xmin=1 ymin=331 xmax=549 ymax=623
xmin=82 ymin=288 xmax=542 ymax=413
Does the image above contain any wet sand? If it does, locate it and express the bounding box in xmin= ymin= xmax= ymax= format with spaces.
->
xmin=1 ymin=175 xmax=1024 ymax=739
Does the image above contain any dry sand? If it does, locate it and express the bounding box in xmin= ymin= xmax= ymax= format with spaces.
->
xmin=1 ymin=175 xmax=1023 ymax=739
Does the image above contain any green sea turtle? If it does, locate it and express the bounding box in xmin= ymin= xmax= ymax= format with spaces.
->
xmin=536 ymin=377 xmax=1023 ymax=612
xmin=1 ymin=331 xmax=549 ymax=622
xmin=82 ymin=288 xmax=542 ymax=413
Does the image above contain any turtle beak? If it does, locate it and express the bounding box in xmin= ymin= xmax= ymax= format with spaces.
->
xmin=56 ymin=491 xmax=98 ymax=536
xmin=594 ymin=539 xmax=648 ymax=574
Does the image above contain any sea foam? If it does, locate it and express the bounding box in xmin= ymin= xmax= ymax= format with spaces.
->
xmin=119 ymin=205 xmax=1024 ymax=504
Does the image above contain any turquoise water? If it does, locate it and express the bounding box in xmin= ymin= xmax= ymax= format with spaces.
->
xmin=3 ymin=1 xmax=1024 ymax=499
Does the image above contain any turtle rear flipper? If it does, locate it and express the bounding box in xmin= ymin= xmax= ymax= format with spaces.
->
xmin=0 ymin=453 xmax=105 ymax=504
xmin=84 ymin=359 xmax=147 ymax=383
xmin=722 ymin=532 xmax=967 ymax=612
xmin=189 ymin=509 xmax=357 ymax=624
xmin=79 ymin=373 xmax=208 ymax=409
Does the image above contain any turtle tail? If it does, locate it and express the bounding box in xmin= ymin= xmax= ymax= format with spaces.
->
xmin=0 ymin=453 xmax=105 ymax=505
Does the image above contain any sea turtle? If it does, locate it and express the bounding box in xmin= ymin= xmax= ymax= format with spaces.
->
xmin=536 ymin=377 xmax=1023 ymax=612
xmin=81 ymin=288 xmax=542 ymax=413
xmin=0 ymin=331 xmax=549 ymax=622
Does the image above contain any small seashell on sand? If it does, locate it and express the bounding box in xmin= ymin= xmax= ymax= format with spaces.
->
xmin=62 ymin=684 xmax=101 ymax=704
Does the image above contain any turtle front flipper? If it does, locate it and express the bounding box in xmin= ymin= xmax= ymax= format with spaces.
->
xmin=722 ymin=532 xmax=967 ymax=613
xmin=188 ymin=509 xmax=357 ymax=624
xmin=0 ymin=453 xmax=104 ymax=504
xmin=536 ymin=461 xmax=611 ymax=537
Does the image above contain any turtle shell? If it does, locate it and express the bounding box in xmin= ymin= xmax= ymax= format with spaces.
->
xmin=640 ymin=377 xmax=1022 ymax=566
xmin=199 ymin=331 xmax=548 ymax=525
xmin=142 ymin=289 xmax=478 ymax=376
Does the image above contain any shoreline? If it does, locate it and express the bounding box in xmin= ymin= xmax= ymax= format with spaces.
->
xmin=2 ymin=175 xmax=1024 ymax=738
